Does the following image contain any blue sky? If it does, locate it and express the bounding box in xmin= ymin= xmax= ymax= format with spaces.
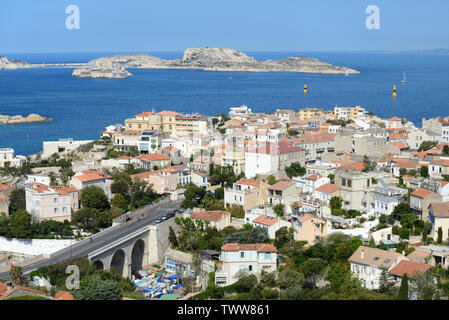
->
xmin=1 ymin=0 xmax=448 ymax=53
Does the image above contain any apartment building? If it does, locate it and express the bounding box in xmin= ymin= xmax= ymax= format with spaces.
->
xmin=0 ymin=148 xmax=26 ymax=168
xmin=349 ymin=246 xmax=408 ymax=290
xmin=333 ymin=106 xmax=368 ymax=121
xmin=335 ymin=170 xmax=376 ymax=212
xmin=132 ymin=168 xmax=178 ymax=194
xmin=292 ymin=213 xmax=327 ymax=245
xmin=215 ymin=243 xmax=278 ymax=286
xmin=298 ymin=108 xmax=325 ymax=120
xmin=286 ymin=133 xmax=335 ymax=163
xmin=244 ymin=143 xmax=279 ymax=179
xmin=267 ymin=180 xmax=297 ymax=214
xmin=293 ymin=174 xmax=330 ymax=194
xmin=410 ymin=188 xmax=442 ymax=221
xmin=137 ymin=131 xmax=160 ymax=154
xmin=125 ymin=110 xmax=210 ymax=136
xmin=113 ymin=129 xmax=141 ymax=152
xmin=70 ymin=170 xmax=113 ymax=199
xmin=428 ymin=202 xmax=449 ymax=242
xmin=137 ymin=153 xmax=170 ymax=170
xmin=25 ymin=183 xmax=78 ymax=222
xmin=189 ymin=210 xmax=231 ymax=231
xmin=224 ymin=178 xmax=268 ymax=211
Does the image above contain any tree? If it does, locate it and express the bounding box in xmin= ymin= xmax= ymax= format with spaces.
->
xmin=129 ymin=178 xmax=158 ymax=209
xmin=80 ymin=186 xmax=110 ymax=211
xmin=111 ymin=179 xmax=129 ymax=197
xmin=399 ymin=228 xmax=410 ymax=240
xmin=392 ymin=202 xmax=410 ymax=220
xmin=378 ymin=269 xmax=396 ymax=296
xmin=73 ymin=276 xmax=122 ymax=300
xmin=330 ymin=196 xmax=342 ymax=212
xmin=9 ymin=209 xmax=32 ymax=238
xmin=260 ymin=270 xmax=277 ymax=287
xmin=267 ymin=175 xmax=277 ymax=185
xmin=74 ymin=207 xmax=100 ymax=231
xmin=399 ymin=168 xmax=407 ymax=177
xmin=225 ymin=226 xmax=269 ymax=244
xmin=414 ymin=272 xmax=439 ymax=300
xmin=278 ymin=269 xmax=304 ymax=289
xmin=300 ymin=258 xmax=328 ymax=290
xmin=9 ymin=266 xmax=25 ymax=285
xmin=48 ymin=172 xmax=57 ymax=187
xmin=417 ymin=141 xmax=437 ymax=152
xmin=437 ymin=227 xmax=443 ymax=244
xmin=284 ymin=162 xmax=306 ymax=179
xmin=168 ymin=226 xmax=178 ymax=248
xmin=182 ymin=184 xmax=206 ymax=208
xmin=227 ymin=204 xmax=244 ymax=218
xmin=273 ymin=203 xmax=285 ymax=217
xmin=214 ymin=187 xmax=224 ymax=200
xmin=234 ymin=271 xmax=258 ymax=293
xmin=397 ymin=274 xmax=409 ymax=300
xmin=369 ymin=237 xmax=376 ymax=248
xmin=110 ymin=194 xmax=128 ymax=211
xmin=443 ymin=145 xmax=449 ymax=155
xmin=419 ymin=166 xmax=429 ymax=178
xmin=287 ymin=129 xmax=299 ymax=136
xmin=8 ymin=188 xmax=26 ymax=214
xmin=362 ymin=155 xmax=376 ymax=172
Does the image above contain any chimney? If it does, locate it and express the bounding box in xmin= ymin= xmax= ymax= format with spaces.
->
xmin=361 ymin=249 xmax=365 ymax=260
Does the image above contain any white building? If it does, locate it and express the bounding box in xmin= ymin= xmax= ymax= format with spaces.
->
xmin=0 ymin=148 xmax=26 ymax=168
xmin=42 ymin=139 xmax=94 ymax=159
xmin=215 ymin=243 xmax=278 ymax=286
xmin=293 ymin=174 xmax=330 ymax=194
xmin=349 ymin=246 xmax=408 ymax=290
xmin=26 ymin=173 xmax=51 ymax=186
xmin=244 ymin=143 xmax=279 ymax=179
xmin=228 ymin=105 xmax=252 ymax=118
xmin=137 ymin=131 xmax=160 ymax=154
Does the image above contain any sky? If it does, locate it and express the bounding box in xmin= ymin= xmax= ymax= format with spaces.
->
xmin=1 ymin=0 xmax=449 ymax=54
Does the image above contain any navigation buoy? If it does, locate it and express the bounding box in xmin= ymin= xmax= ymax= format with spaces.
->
xmin=393 ymin=85 xmax=397 ymax=98
xmin=304 ymin=84 xmax=308 ymax=95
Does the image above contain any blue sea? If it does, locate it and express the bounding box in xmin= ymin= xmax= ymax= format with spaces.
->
xmin=1 ymin=51 xmax=449 ymax=156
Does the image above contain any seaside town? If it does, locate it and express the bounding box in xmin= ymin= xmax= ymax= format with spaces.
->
xmin=2 ymin=104 xmax=449 ymax=301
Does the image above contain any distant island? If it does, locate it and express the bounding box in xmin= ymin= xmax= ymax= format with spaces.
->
xmin=0 ymin=114 xmax=53 ymax=124
xmin=0 ymin=56 xmax=32 ymax=70
xmin=72 ymin=47 xmax=360 ymax=78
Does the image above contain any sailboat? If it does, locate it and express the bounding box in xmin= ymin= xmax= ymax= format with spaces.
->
xmin=400 ymin=71 xmax=407 ymax=84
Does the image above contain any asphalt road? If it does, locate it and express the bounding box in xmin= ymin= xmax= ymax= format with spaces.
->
xmin=0 ymin=199 xmax=182 ymax=281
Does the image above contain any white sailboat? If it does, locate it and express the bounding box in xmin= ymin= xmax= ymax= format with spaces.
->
xmin=400 ymin=71 xmax=407 ymax=84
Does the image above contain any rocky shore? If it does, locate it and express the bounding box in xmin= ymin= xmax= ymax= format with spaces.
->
xmin=72 ymin=62 xmax=132 ymax=79
xmin=0 ymin=114 xmax=53 ymax=124
xmin=0 ymin=56 xmax=32 ymax=70
xmin=72 ymin=47 xmax=359 ymax=78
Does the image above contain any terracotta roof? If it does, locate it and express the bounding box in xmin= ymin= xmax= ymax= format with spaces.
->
xmin=267 ymin=180 xmax=294 ymax=191
xmin=279 ymin=141 xmax=304 ymax=154
xmin=389 ymin=133 xmax=408 ymax=140
xmin=190 ymin=210 xmax=230 ymax=222
xmin=75 ymin=172 xmax=112 ymax=183
xmin=349 ymin=246 xmax=403 ymax=269
xmin=429 ymin=159 xmax=449 ymax=166
xmin=438 ymin=118 xmax=449 ymax=126
xmin=253 ymin=215 xmax=278 ymax=226
xmin=389 ymin=260 xmax=432 ymax=279
xmin=163 ymin=145 xmax=180 ymax=152
xmin=193 ymin=156 xmax=210 ymax=163
xmin=131 ymin=171 xmax=158 ymax=179
xmin=430 ymin=202 xmax=449 ymax=218
xmin=388 ymin=116 xmax=401 ymax=121
xmin=221 ymin=243 xmax=278 ymax=253
xmin=298 ymin=213 xmax=326 ymax=224
xmin=406 ymin=249 xmax=432 ymax=264
xmin=28 ymin=182 xmax=50 ymax=193
xmin=55 ymin=187 xmax=78 ymax=195
xmin=138 ymin=153 xmax=169 ymax=161
xmin=392 ymin=142 xmax=409 ymax=149
xmin=0 ymin=184 xmax=10 ymax=192
xmin=54 ymin=290 xmax=75 ymax=300
xmin=0 ymin=283 xmax=47 ymax=300
xmin=136 ymin=111 xmax=153 ymax=117
xmin=305 ymin=174 xmax=322 ymax=181
xmin=411 ymin=188 xmax=435 ymax=198
xmin=315 ymin=183 xmax=340 ymax=194
xmin=236 ymin=178 xmax=260 ymax=187
xmin=157 ymin=110 xmax=183 ymax=116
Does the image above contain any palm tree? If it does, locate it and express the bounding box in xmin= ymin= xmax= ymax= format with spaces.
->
xmin=9 ymin=266 xmax=25 ymax=285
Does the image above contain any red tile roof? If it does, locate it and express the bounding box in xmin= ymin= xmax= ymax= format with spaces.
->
xmin=253 ymin=215 xmax=278 ymax=226
xmin=236 ymin=178 xmax=260 ymax=187
xmin=305 ymin=174 xmax=322 ymax=181
xmin=75 ymin=171 xmax=112 ymax=182
xmin=388 ymin=116 xmax=401 ymax=121
xmin=136 ymin=111 xmax=153 ymax=117
xmin=411 ymin=188 xmax=435 ymax=198
xmin=54 ymin=290 xmax=75 ymax=300
xmin=190 ymin=210 xmax=230 ymax=222
xmin=55 ymin=187 xmax=78 ymax=195
xmin=315 ymin=183 xmax=340 ymax=194
xmin=389 ymin=133 xmax=408 ymax=140
xmin=221 ymin=243 xmax=278 ymax=253
xmin=0 ymin=283 xmax=48 ymax=300
xmin=429 ymin=202 xmax=449 ymax=218
xmin=389 ymin=260 xmax=432 ymax=279
xmin=138 ymin=153 xmax=169 ymax=161
xmin=267 ymin=180 xmax=294 ymax=191
xmin=157 ymin=110 xmax=183 ymax=116
xmin=0 ymin=184 xmax=10 ymax=192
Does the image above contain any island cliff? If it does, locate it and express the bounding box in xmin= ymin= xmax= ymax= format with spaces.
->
xmin=0 ymin=114 xmax=53 ymax=124
xmin=72 ymin=47 xmax=359 ymax=78
xmin=0 ymin=56 xmax=32 ymax=70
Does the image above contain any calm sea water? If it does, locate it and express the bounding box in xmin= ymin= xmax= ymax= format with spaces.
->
xmin=1 ymin=51 xmax=449 ymax=156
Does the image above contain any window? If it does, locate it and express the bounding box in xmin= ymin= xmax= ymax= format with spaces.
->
xmin=264 ymin=253 xmax=271 ymax=260
xmin=248 ymin=265 xmax=253 ymax=272
xmin=53 ymin=198 xmax=58 ymax=203
xmin=54 ymin=208 xmax=58 ymax=214
xmin=63 ymin=207 xmax=67 ymax=213
xmin=240 ymin=252 xmax=245 ymax=258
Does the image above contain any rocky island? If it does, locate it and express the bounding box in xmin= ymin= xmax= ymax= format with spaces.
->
xmin=0 ymin=56 xmax=32 ymax=70
xmin=72 ymin=62 xmax=133 ymax=79
xmin=72 ymin=47 xmax=359 ymax=78
xmin=0 ymin=114 xmax=53 ymax=124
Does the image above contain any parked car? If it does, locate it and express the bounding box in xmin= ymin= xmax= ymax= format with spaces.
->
xmin=155 ymin=218 xmax=163 ymax=224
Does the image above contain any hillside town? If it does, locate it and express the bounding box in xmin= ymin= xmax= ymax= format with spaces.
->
xmin=1 ymin=104 xmax=449 ymax=300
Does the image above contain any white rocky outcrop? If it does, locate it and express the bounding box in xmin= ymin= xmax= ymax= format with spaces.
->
xmin=0 ymin=114 xmax=53 ymax=124
xmin=72 ymin=47 xmax=360 ymax=78
xmin=0 ymin=56 xmax=32 ymax=70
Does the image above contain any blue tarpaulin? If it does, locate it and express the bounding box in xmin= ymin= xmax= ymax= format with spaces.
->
xmin=173 ymin=284 xmax=183 ymax=289
xmin=157 ymin=277 xmax=163 ymax=283
xmin=167 ymin=274 xmax=179 ymax=280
